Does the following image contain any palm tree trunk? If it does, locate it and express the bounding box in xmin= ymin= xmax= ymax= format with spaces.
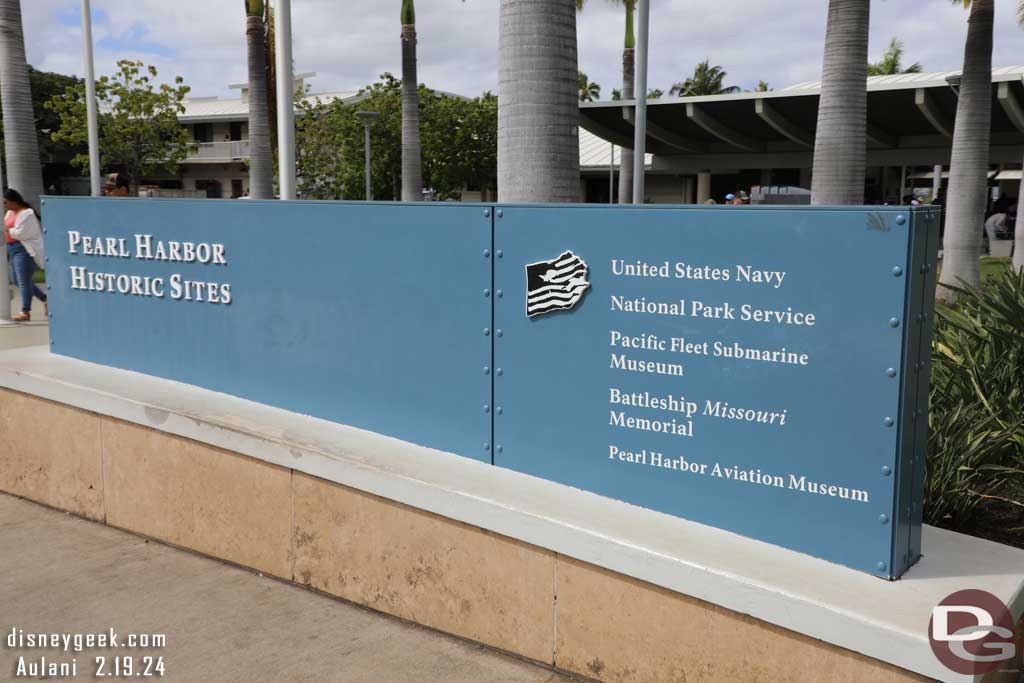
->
xmin=246 ymin=13 xmax=273 ymax=199
xmin=810 ymin=0 xmax=869 ymax=205
xmin=938 ymin=0 xmax=993 ymax=297
xmin=401 ymin=22 xmax=423 ymax=201
xmin=0 ymin=0 xmax=43 ymax=208
xmin=1015 ymin=161 xmax=1024 ymax=273
xmin=498 ymin=0 xmax=580 ymax=203
xmin=618 ymin=46 xmax=634 ymax=204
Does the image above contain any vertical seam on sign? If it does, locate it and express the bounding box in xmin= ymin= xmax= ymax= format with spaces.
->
xmin=551 ymin=552 xmax=558 ymax=666
xmin=490 ymin=209 xmax=496 ymax=466
xmin=891 ymin=216 xmax=917 ymax=577
xmin=98 ymin=416 xmax=108 ymax=524
xmin=289 ymin=469 xmax=296 ymax=581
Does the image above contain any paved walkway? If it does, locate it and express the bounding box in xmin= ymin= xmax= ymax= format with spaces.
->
xmin=2 ymin=287 xmax=49 ymax=349
xmin=0 ymin=494 xmax=573 ymax=682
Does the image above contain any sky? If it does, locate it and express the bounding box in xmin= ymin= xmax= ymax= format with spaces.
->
xmin=22 ymin=1 xmax=1024 ymax=102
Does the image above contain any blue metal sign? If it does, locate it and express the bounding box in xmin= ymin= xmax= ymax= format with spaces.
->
xmin=42 ymin=197 xmax=492 ymax=462
xmin=491 ymin=205 xmax=937 ymax=578
xmin=41 ymin=198 xmax=936 ymax=578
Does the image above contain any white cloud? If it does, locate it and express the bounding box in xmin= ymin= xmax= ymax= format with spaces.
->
xmin=19 ymin=0 xmax=1024 ymax=101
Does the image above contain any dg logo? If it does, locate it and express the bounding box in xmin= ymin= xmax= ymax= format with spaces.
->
xmin=929 ymin=589 xmax=1018 ymax=675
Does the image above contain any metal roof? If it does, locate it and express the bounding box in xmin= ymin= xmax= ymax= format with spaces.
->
xmin=579 ymin=127 xmax=652 ymax=170
xmin=179 ymin=90 xmax=361 ymax=122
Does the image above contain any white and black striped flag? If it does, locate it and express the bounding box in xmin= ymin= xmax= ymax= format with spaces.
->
xmin=525 ymin=251 xmax=591 ymax=317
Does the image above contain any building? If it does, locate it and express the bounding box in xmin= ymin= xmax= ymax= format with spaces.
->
xmin=581 ymin=66 xmax=1024 ymax=205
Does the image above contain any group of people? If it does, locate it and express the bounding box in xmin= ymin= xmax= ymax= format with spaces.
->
xmin=703 ymin=190 xmax=750 ymax=205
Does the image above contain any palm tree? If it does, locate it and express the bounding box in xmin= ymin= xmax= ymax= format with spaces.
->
xmin=810 ymin=0 xmax=870 ymax=206
xmin=400 ymin=0 xmax=422 ymax=201
xmin=0 ymin=0 xmax=43 ymax=208
xmin=937 ymin=0 xmax=993 ymax=297
xmin=755 ymin=80 xmax=771 ymax=92
xmin=646 ymin=88 xmax=663 ymax=99
xmin=867 ymin=37 xmax=922 ymax=76
xmin=669 ymin=60 xmax=740 ymax=97
xmin=578 ymin=72 xmax=601 ymax=102
xmin=244 ymin=0 xmax=273 ymax=199
xmin=498 ymin=0 xmax=580 ymax=202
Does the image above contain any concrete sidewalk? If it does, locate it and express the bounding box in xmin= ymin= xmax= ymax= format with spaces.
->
xmin=1 ymin=287 xmax=49 ymax=349
xmin=0 ymin=493 xmax=574 ymax=682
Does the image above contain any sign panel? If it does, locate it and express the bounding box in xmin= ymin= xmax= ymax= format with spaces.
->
xmin=42 ymin=197 xmax=492 ymax=462
xmin=492 ymin=205 xmax=937 ymax=578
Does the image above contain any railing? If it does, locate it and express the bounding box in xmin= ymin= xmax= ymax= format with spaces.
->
xmin=185 ymin=140 xmax=250 ymax=162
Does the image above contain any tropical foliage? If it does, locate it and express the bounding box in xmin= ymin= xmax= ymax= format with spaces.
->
xmin=578 ymin=71 xmax=601 ymax=101
xmin=295 ymin=74 xmax=496 ymax=201
xmin=867 ymin=37 xmax=922 ymax=76
xmin=926 ymin=267 xmax=1024 ymax=536
xmin=46 ymin=60 xmax=194 ymax=190
xmin=670 ymin=60 xmax=739 ymax=97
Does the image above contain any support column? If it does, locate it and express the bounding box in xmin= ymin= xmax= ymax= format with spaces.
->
xmin=932 ymin=164 xmax=943 ymax=202
xmin=799 ymin=168 xmax=811 ymax=191
xmin=681 ymin=175 xmax=695 ymax=204
xmin=696 ymin=172 xmax=711 ymax=204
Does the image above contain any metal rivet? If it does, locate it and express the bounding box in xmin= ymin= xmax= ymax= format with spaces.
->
xmin=42 ymin=227 xmax=47 ymax=233
xmin=896 ymin=215 xmax=906 ymax=225
xmin=496 ymin=290 xmax=503 ymax=298
xmin=484 ymin=442 xmax=490 ymax=451
xmin=483 ymin=366 xmax=490 ymax=375
xmin=49 ymin=339 xmax=54 ymax=345
xmin=496 ymin=407 xmax=503 ymax=415
xmin=496 ymin=250 xmax=503 ymax=258
xmin=483 ymin=249 xmax=490 ymax=258
xmin=883 ymin=417 xmax=894 ymax=427
xmin=483 ymin=328 xmax=490 ymax=336
xmin=496 ymin=445 xmax=503 ymax=453
xmin=44 ymin=256 xmax=49 ymax=263
xmin=483 ymin=209 xmax=491 ymax=218
xmin=881 ymin=465 xmax=892 ymax=476
xmin=484 ymin=289 xmax=491 ymax=298
xmin=891 ymin=266 xmax=903 ymax=277
xmin=47 ymin=313 xmax=53 ymax=318
xmin=496 ymin=329 xmax=503 ymax=337
xmin=888 ymin=318 xmax=900 ymax=328
xmin=496 ymin=209 xmax=504 ymax=218
xmin=496 ymin=368 xmax=503 ymax=376
xmin=879 ymin=514 xmax=889 ymax=525
xmin=877 ymin=561 xmax=887 ymax=572
xmin=886 ymin=368 xmax=897 ymax=378
xmin=483 ymin=404 xmax=490 ymax=413
xmin=924 ymin=263 xmax=931 ymax=273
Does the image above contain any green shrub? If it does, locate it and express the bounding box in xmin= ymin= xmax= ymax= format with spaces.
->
xmin=926 ymin=265 xmax=1024 ymax=531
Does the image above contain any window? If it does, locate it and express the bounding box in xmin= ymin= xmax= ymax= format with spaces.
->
xmin=193 ymin=123 xmax=213 ymax=143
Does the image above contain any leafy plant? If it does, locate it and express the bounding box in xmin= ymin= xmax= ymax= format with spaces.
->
xmin=46 ymin=60 xmax=195 ymax=189
xmin=926 ymin=265 xmax=1024 ymax=532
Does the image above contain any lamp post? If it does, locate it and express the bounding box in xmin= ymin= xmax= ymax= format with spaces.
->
xmin=356 ymin=111 xmax=379 ymax=200
xmin=275 ymin=0 xmax=296 ymax=199
xmin=631 ymin=0 xmax=650 ymax=204
xmin=81 ymin=0 xmax=100 ymax=197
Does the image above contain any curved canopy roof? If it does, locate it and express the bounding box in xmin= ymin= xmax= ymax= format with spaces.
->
xmin=579 ymin=67 xmax=1024 ymax=171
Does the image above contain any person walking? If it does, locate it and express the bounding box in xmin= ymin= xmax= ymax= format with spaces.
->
xmin=3 ymin=189 xmax=46 ymax=322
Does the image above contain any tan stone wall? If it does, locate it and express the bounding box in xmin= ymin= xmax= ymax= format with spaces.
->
xmin=0 ymin=387 xmax=945 ymax=682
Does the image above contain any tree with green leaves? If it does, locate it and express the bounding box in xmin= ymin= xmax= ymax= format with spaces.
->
xmin=578 ymin=71 xmax=600 ymax=102
xmin=244 ymin=0 xmax=273 ymax=198
xmin=938 ymin=0 xmax=994 ymax=296
xmin=0 ymin=0 xmax=44 ymax=207
xmin=669 ymin=60 xmax=739 ymax=97
xmin=46 ymin=60 xmax=195 ymax=192
xmin=867 ymin=37 xmax=922 ymax=76
xmin=295 ymin=74 xmax=496 ymax=201
xmin=499 ymin=0 xmax=579 ymax=202
xmin=400 ymin=0 xmax=423 ymax=200
xmin=646 ymin=88 xmax=663 ymax=99
xmin=810 ymin=0 xmax=870 ymax=205
xmin=754 ymin=80 xmax=771 ymax=92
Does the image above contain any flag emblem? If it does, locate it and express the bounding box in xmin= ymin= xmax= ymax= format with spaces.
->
xmin=525 ymin=251 xmax=591 ymax=317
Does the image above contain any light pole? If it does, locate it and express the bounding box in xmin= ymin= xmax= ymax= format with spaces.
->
xmin=81 ymin=0 xmax=100 ymax=196
xmin=356 ymin=111 xmax=379 ymax=200
xmin=275 ymin=0 xmax=296 ymax=199
xmin=632 ymin=0 xmax=649 ymax=204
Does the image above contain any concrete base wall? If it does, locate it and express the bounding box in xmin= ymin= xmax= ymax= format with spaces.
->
xmin=2 ymin=387 xmax=1018 ymax=683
